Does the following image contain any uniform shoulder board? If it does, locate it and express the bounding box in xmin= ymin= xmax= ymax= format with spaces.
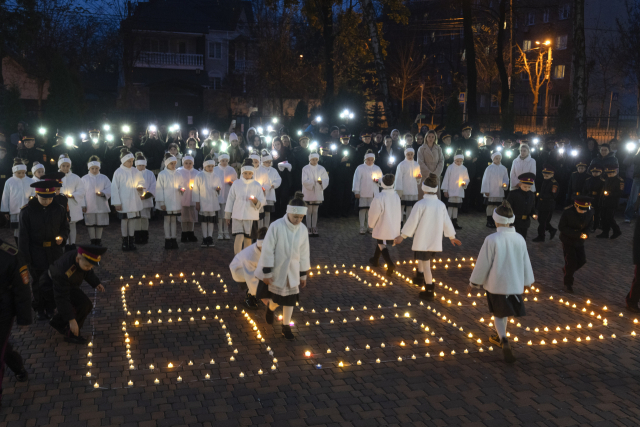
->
xmin=0 ymin=242 xmax=18 ymax=256
xmin=66 ymin=265 xmax=77 ymax=278
xmin=36 ymin=147 xmax=44 ymax=151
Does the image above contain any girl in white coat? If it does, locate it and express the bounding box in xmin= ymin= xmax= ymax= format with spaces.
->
xmin=1 ymin=158 xmax=31 ymax=243
xmin=135 ymin=152 xmax=156 ymax=245
xmin=394 ymin=147 xmax=421 ymax=222
xmin=229 ymin=227 xmax=268 ymax=310
xmin=31 ymin=162 xmax=45 ymax=180
xmin=509 ymin=144 xmax=536 ymax=191
xmin=111 ymin=148 xmax=145 ymax=251
xmin=441 ymin=149 xmax=469 ymax=230
xmin=255 ymin=151 xmax=282 ymax=228
xmin=177 ymin=155 xmax=199 ymax=243
xmin=255 ymin=192 xmax=310 ymax=340
xmin=352 ymin=150 xmax=383 ymax=235
xmin=368 ymin=174 xmax=401 ymax=277
xmin=214 ymin=153 xmax=237 ymax=240
xmin=160 ymin=143 xmax=183 ymax=171
xmin=394 ymin=174 xmax=462 ymax=301
xmin=225 ymin=158 xmax=266 ymax=254
xmin=156 ymin=153 xmax=182 ymax=249
xmin=301 ymin=153 xmax=329 ymax=237
xmin=58 ymin=154 xmax=85 ymax=251
xmin=481 ymin=152 xmax=510 ymax=228
xmin=82 ymin=155 xmax=111 ymax=246
xmin=192 ymin=155 xmax=222 ymax=248
xmin=469 ymin=200 xmax=535 ymax=363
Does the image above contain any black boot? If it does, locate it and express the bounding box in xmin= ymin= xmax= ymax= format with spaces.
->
xmin=281 ymin=325 xmax=295 ymax=341
xmin=181 ymin=232 xmax=189 ymax=242
xmin=532 ymin=235 xmax=545 ymax=242
xmin=419 ymin=283 xmax=435 ymax=301
xmin=243 ymin=292 xmax=258 ymax=310
xmin=143 ymin=230 xmax=149 ymax=243
xmin=266 ymin=307 xmax=274 ymax=324
xmin=171 ymin=238 xmax=179 ymax=249
xmin=89 ymin=239 xmax=97 ymax=245
xmin=165 ymin=239 xmax=172 ymax=249
xmin=486 ymin=216 xmax=496 ymax=228
xmin=14 ymin=236 xmax=19 ymax=246
xmin=121 ymin=237 xmax=129 ymax=251
xmin=380 ymin=248 xmax=395 ymax=277
xmin=128 ymin=236 xmax=137 ymax=251
xmin=188 ymin=231 xmax=198 ymax=242
xmin=134 ymin=230 xmax=143 ymax=244
xmin=549 ymin=228 xmax=557 ymax=240
xmin=369 ymin=246 xmax=381 ymax=267
xmin=95 ymin=239 xmax=102 ymax=247
xmin=452 ymin=219 xmax=462 ymax=230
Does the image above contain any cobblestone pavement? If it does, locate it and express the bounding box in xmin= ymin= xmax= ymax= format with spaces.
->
xmin=2 ymin=210 xmax=640 ymax=427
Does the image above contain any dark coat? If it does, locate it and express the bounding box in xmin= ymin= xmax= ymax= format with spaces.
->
xmin=0 ymin=239 xmax=33 ymax=327
xmin=568 ymin=171 xmax=589 ymax=197
xmin=19 ymin=198 xmax=69 ymax=271
xmin=16 ymin=146 xmax=46 ymax=178
xmin=558 ymin=206 xmax=594 ymax=246
xmin=507 ymin=189 xmax=536 ymax=229
xmin=537 ymin=177 xmax=558 ymax=210
xmin=139 ymin=137 xmax=166 ymax=171
xmin=634 ymin=219 xmax=640 ymax=265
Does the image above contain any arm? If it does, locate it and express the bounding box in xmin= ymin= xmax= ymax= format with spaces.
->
xmin=302 ymin=168 xmax=315 ymax=191
xmin=442 ymin=204 xmax=457 ymax=238
xmin=417 ymin=147 xmax=430 ymax=175
xmin=522 ymin=245 xmax=535 ymax=287
xmin=367 ymin=197 xmax=384 ymax=230
xmin=480 ymin=169 xmax=490 ymax=194
xmin=557 ymin=211 xmax=580 ymax=239
xmin=434 ymin=147 xmax=444 ymax=176
xmin=271 ymin=170 xmax=282 ymax=189
xmin=58 ymin=207 xmax=70 ymax=241
xmin=321 ymin=168 xmax=329 ymax=190
xmin=468 ymin=239 xmax=493 ymax=286
xmin=84 ymin=269 xmax=101 ymax=289
xmin=191 ymin=176 xmax=201 ymax=203
xmin=51 ymin=267 xmax=76 ymax=322
xmin=11 ymin=252 xmax=33 ymax=326
xmin=147 ymin=173 xmax=157 ymax=197
xmin=352 ymin=167 xmax=361 ymax=194
xmin=224 ymin=185 xmax=236 ymax=219
xmin=110 ymin=173 xmax=122 ymax=206
xmin=259 ymin=226 xmax=277 ymax=277
xmin=299 ymin=230 xmax=311 ymax=280
xmin=441 ymin=168 xmax=450 ymax=191
xmin=394 ymin=164 xmax=404 ymax=193
xmin=154 ymin=175 xmax=165 ymax=205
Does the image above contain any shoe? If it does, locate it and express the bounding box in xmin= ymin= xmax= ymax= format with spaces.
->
xmin=564 ymin=285 xmax=574 ymax=294
xmin=181 ymin=232 xmax=189 ymax=242
xmin=207 ymin=236 xmax=215 ymax=247
xmin=224 ymin=233 xmax=230 ymax=240
xmin=121 ymin=237 xmax=129 ymax=251
xmin=265 ymin=307 xmax=274 ymax=324
xmin=36 ymin=311 xmax=51 ymax=321
xmin=369 ymin=246 xmax=381 ymax=267
xmin=626 ymin=303 xmax=640 ymax=313
xmin=281 ymin=325 xmax=295 ymax=341
xmin=452 ymin=219 xmax=462 ymax=230
xmin=367 ymin=228 xmax=373 ymax=234
xmin=418 ymin=284 xmax=435 ymax=301
xmin=49 ymin=319 xmax=67 ymax=336
xmin=243 ymin=294 xmax=258 ymax=310
xmin=610 ymin=230 xmax=622 ymax=240
xmin=532 ymin=236 xmax=545 ymax=242
xmin=138 ymin=230 xmax=148 ymax=245
xmin=89 ymin=239 xmax=97 ymax=246
xmin=165 ymin=239 xmax=172 ymax=250
xmin=380 ymin=248 xmax=395 ymax=276
xmin=95 ymin=239 xmax=102 ymax=247
xmin=171 ymin=238 xmax=179 ymax=249
xmin=486 ymin=217 xmax=496 ymax=228
xmin=64 ymin=334 xmax=89 ymax=345
xmin=359 ymin=227 xmax=366 ymax=235
xmin=488 ymin=334 xmax=502 ymax=348
xmin=502 ymin=338 xmax=516 ymax=363
xmin=128 ymin=236 xmax=137 ymax=251
xmin=15 ymin=369 xmax=28 ymax=382
xmin=188 ymin=231 xmax=199 ymax=242
xmin=596 ymin=233 xmax=609 ymax=239
xmin=134 ymin=230 xmax=143 ymax=244
xmin=414 ymin=271 xmax=425 ymax=286
xmin=218 ymin=233 xmax=224 ymax=240
xmin=549 ymin=228 xmax=557 ymax=240
xmin=201 ymin=237 xmax=209 ymax=248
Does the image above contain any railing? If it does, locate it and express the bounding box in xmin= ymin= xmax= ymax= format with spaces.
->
xmin=234 ymin=60 xmax=254 ymax=72
xmin=136 ymin=52 xmax=204 ymax=69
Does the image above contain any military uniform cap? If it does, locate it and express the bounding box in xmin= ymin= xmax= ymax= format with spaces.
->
xmin=77 ymin=245 xmax=107 ymax=266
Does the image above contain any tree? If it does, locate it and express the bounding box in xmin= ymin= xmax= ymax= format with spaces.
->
xmin=389 ymin=41 xmax=425 ymax=113
xmin=571 ymin=0 xmax=587 ymax=141
xmin=461 ymin=0 xmax=478 ymax=127
xmin=515 ymin=44 xmax=551 ymax=127
xmin=587 ymin=34 xmax=622 ymax=128
xmin=556 ymin=94 xmax=574 ymax=136
xmin=617 ymin=1 xmax=640 ymax=130
xmin=2 ymin=85 xmax=26 ymax=134
xmin=444 ymin=95 xmax=463 ymax=134
xmin=45 ymin=54 xmax=84 ymax=129
xmin=495 ymin=0 xmax=512 ymax=133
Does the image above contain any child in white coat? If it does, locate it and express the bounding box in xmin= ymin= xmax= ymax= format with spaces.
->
xmin=31 ymin=162 xmax=45 ymax=180
xmin=301 ymin=152 xmax=329 ymax=237
xmin=394 ymin=174 xmax=462 ymax=301
xmin=135 ymin=152 xmax=156 ymax=245
xmin=469 ymin=200 xmax=535 ymax=363
xmin=394 ymin=147 xmax=421 ymax=223
xmin=230 ymin=227 xmax=268 ymax=310
xmin=225 ymin=158 xmax=266 ymax=254
xmin=368 ymin=174 xmax=401 ymax=276
xmin=509 ymin=144 xmax=536 ymax=191
xmin=156 ymin=153 xmax=182 ymax=249
xmin=353 ymin=150 xmax=382 ymax=235
xmin=481 ymin=151 xmax=509 ymax=228
xmin=192 ymin=155 xmax=222 ymax=248
xmin=177 ymin=155 xmax=199 ymax=243
xmin=58 ymin=154 xmax=85 ymax=251
xmin=214 ymin=153 xmax=237 ymax=240
xmin=111 ymin=148 xmax=145 ymax=251
xmin=255 ymin=151 xmax=282 ymax=228
xmin=441 ymin=149 xmax=469 ymax=230
xmin=255 ymin=192 xmax=310 ymax=340
xmin=1 ymin=158 xmax=32 ymax=244
xmin=82 ymin=155 xmax=111 ymax=246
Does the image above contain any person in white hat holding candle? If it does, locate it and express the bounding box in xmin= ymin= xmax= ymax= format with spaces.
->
xmin=58 ymin=154 xmax=85 ymax=252
xmin=441 ymin=149 xmax=469 ymax=230
xmin=368 ymin=174 xmax=401 ymax=277
xmin=301 ymin=152 xmax=329 ymax=237
xmin=81 ymin=155 xmax=111 ymax=246
xmin=134 ymin=152 xmax=156 ymax=245
xmin=192 ymin=154 xmax=222 ymax=248
xmin=156 ymin=153 xmax=182 ymax=249
xmin=352 ymin=149 xmax=382 ymax=235
xmin=111 ymin=148 xmax=145 ymax=251
xmin=1 ymin=158 xmax=32 ymax=244
xmin=255 ymin=149 xmax=282 ymax=228
xmin=214 ymin=152 xmax=237 ymax=240
xmin=230 ymin=227 xmax=268 ymax=310
xmin=394 ymin=147 xmax=421 ymax=224
xmin=177 ymin=153 xmax=199 ymax=243
xmin=481 ymin=151 xmax=509 ymax=228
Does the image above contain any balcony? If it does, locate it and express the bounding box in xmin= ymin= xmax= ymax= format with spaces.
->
xmin=135 ymin=52 xmax=204 ymax=70
xmin=234 ymin=60 xmax=254 ymax=72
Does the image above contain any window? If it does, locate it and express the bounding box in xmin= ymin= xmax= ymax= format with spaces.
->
xmin=553 ymin=65 xmax=565 ymax=79
xmin=543 ymin=8 xmax=550 ymax=23
xmin=527 ymin=12 xmax=535 ymax=25
xmin=480 ymin=94 xmax=487 ymax=108
xmin=491 ymin=95 xmax=499 ymax=108
xmin=559 ymin=4 xmax=570 ymax=20
xmin=549 ymin=94 xmax=561 ymax=108
xmin=556 ymin=35 xmax=568 ymax=50
xmin=208 ymin=42 xmax=222 ymax=59
xmin=212 ymin=77 xmax=221 ymax=90
xmin=523 ymin=40 xmax=532 ymax=51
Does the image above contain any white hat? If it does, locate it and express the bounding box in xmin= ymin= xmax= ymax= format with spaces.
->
xmin=309 ymin=153 xmax=320 ymax=160
xmin=12 ymin=164 xmax=27 ymax=173
xmin=493 ymin=208 xmax=515 ymax=225
xmin=120 ymin=153 xmax=134 ymax=164
xmin=164 ymin=156 xmax=177 ymax=166
xmin=229 ymin=132 xmax=238 ymax=141
xmin=58 ymin=156 xmax=71 ymax=167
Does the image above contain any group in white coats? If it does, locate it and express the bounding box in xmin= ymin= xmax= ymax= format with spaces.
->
xmin=59 ymin=155 xmax=85 ymax=251
xmin=368 ymin=174 xmax=401 ymax=277
xmin=301 ymin=152 xmax=329 ymax=237
xmin=481 ymin=151 xmax=509 ymax=228
xmin=0 ymin=159 xmax=33 ymax=243
xmin=82 ymin=155 xmax=111 ymax=246
xmin=353 ymin=150 xmax=382 ymax=235
xmin=441 ymin=150 xmax=469 ymax=230
xmin=111 ymin=148 xmax=145 ymax=251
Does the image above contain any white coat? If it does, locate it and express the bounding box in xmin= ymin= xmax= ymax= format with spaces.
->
xmin=401 ymin=194 xmax=456 ymax=252
xmin=224 ymin=178 xmax=265 ymax=220
xmin=255 ymin=165 xmax=282 ymax=203
xmin=82 ymin=173 xmax=111 ymax=214
xmin=155 ymin=168 xmax=182 ymax=212
xmin=229 ymin=243 xmax=261 ymax=292
xmin=509 ymin=155 xmax=537 ymax=191
xmin=177 ymin=167 xmax=199 ymax=207
xmin=160 ymin=152 xmax=182 ymax=171
xmin=139 ymin=169 xmax=157 ymax=209
xmin=255 ymin=215 xmax=310 ymax=295
xmin=111 ymin=165 xmax=145 ymax=214
xmin=481 ymin=163 xmax=509 ymax=198
xmin=352 ymin=163 xmax=383 ymax=198
xmin=368 ymin=188 xmax=402 ymax=240
xmin=61 ymin=172 xmax=86 ymax=222
xmin=441 ymin=163 xmax=470 ymax=198
xmin=214 ymin=165 xmax=237 ymax=204
xmin=192 ymin=170 xmax=222 ymax=212
xmin=301 ymin=164 xmax=329 ymax=202
xmin=394 ymin=159 xmax=420 ymax=198
xmin=469 ymin=227 xmax=535 ymax=295
xmin=1 ymin=176 xmax=33 ymax=215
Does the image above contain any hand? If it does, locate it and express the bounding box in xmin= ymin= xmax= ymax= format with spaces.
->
xmin=216 ymin=186 xmax=221 ymax=192
xmin=271 ymin=184 xmax=275 ymax=189
xmin=263 ymin=277 xmax=274 ymax=286
xmin=226 ymin=219 xmax=231 ymax=226
xmin=82 ymin=207 xmax=87 ymax=213
xmin=300 ymin=279 xmax=307 ymax=288
xmin=55 ymin=236 xmax=64 ymax=245
xmin=69 ymin=319 xmax=79 ymax=336
xmin=580 ymin=233 xmax=588 ymax=240
xmin=136 ymin=186 xmax=144 ymax=193
xmin=341 ymin=156 xmax=348 ymax=162
xmin=444 ymin=192 xmax=449 ymax=198
xmin=195 ymin=202 xmax=200 ymax=211
xmin=66 ymin=194 xmax=74 ymax=199
xmin=355 ymin=194 xmax=360 ymax=199
xmin=450 ymin=238 xmax=462 ymax=246
xmin=115 ymin=205 xmax=122 ymax=212
xmin=532 ymin=214 xmax=538 ymax=220
xmin=179 ymin=187 xmax=186 ymax=194
xmin=160 ymin=205 xmax=166 ymax=211
xmin=317 ymin=180 xmax=322 ymax=185
xmin=394 ymin=235 xmax=404 ymax=245
xmin=227 ymin=181 xmax=233 ymax=185
xmin=484 ymin=193 xmax=490 ymax=197
xmin=251 ymin=198 xmax=258 ymax=205
xmin=467 ymin=284 xmax=478 ymax=294
xmin=96 ymin=284 xmax=105 ymax=292
xmin=4 ymin=214 xmax=9 ymax=220
xmin=96 ymin=191 xmax=104 ymax=197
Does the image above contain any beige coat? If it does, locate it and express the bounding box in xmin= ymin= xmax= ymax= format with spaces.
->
xmin=417 ymin=143 xmax=444 ymax=199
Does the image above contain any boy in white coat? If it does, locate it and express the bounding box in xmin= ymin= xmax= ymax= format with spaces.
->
xmin=214 ymin=154 xmax=237 ymax=240
xmin=192 ymin=155 xmax=222 ymax=248
xmin=301 ymin=152 xmax=329 ymax=237
xmin=394 ymin=147 xmax=421 ymax=223
xmin=368 ymin=174 xmax=401 ymax=277
xmin=353 ymin=150 xmax=383 ymax=234
xmin=58 ymin=155 xmax=85 ymax=251
xmin=481 ymin=151 xmax=509 ymax=228
xmin=177 ymin=155 xmax=199 ymax=243
xmin=229 ymin=227 xmax=268 ymax=310
xmin=469 ymin=201 xmax=535 ymax=363
xmin=255 ymin=151 xmax=282 ymax=228
xmin=111 ymin=148 xmax=145 ymax=251
xmin=82 ymin=155 xmax=111 ymax=246
xmin=225 ymin=158 xmax=266 ymax=254
xmin=441 ymin=149 xmax=469 ymax=230
xmin=135 ymin=152 xmax=156 ymax=245
xmin=394 ymin=174 xmax=462 ymax=301
xmin=156 ymin=153 xmax=183 ymax=249
xmin=1 ymin=158 xmax=32 ymax=244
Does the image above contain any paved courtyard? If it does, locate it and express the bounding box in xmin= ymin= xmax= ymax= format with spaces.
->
xmin=2 ymin=211 xmax=640 ymax=427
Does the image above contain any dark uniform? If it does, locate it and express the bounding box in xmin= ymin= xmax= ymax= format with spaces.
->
xmin=46 ymin=138 xmax=78 ymax=174
xmin=79 ymin=141 xmax=108 ymax=177
xmin=0 ymin=235 xmax=32 ymax=403
xmin=582 ymin=164 xmax=604 ymax=231
xmin=139 ymin=136 xmax=166 ymax=174
xmin=16 ymin=135 xmax=46 ymax=178
xmin=567 ymin=161 xmax=589 ymax=200
xmin=331 ymin=138 xmax=357 ymax=217
xmin=474 ymin=142 xmax=493 ymax=211
xmin=440 ymin=133 xmax=456 ymax=178
xmin=533 ymin=166 xmax=558 ymax=241
xmin=318 ymin=139 xmax=338 ymax=217
xmin=44 ymin=245 xmax=107 ymax=344
xmin=19 ymin=182 xmax=69 ymax=318
xmin=558 ymin=196 xmax=594 ymax=293
xmin=626 ymin=219 xmax=640 ymax=312
xmin=507 ymin=173 xmax=537 ymax=239
xmin=0 ymin=146 xmax=11 ymax=202
xmin=597 ymin=167 xmax=624 ymax=239
xmin=376 ymin=143 xmax=403 ymax=176
xmin=355 ymin=131 xmax=375 ymax=162
xmin=290 ymin=139 xmax=311 ymax=193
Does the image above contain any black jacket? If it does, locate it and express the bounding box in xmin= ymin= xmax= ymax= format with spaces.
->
xmin=601 ymin=175 xmax=625 ymax=208
xmin=537 ymin=177 xmax=558 ymax=210
xmin=19 ymin=198 xmax=69 ymax=270
xmin=355 ymin=142 xmax=376 ymax=164
xmin=16 ymin=146 xmax=46 ymax=178
xmin=376 ymin=145 xmax=403 ymax=176
xmin=634 ymin=219 xmax=640 ymax=265
xmin=582 ymin=176 xmax=605 ymax=201
xmin=0 ymin=239 xmax=33 ymax=326
xmin=558 ymin=206 xmax=594 ymax=245
xmin=140 ymin=137 xmax=166 ymax=171
xmin=333 ymin=144 xmax=357 ymax=180
xmin=290 ymin=146 xmax=311 ymax=192
xmin=507 ymin=189 xmax=536 ymax=228
xmin=0 ymin=155 xmax=12 ymax=200
xmin=568 ymin=171 xmax=589 ymax=198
